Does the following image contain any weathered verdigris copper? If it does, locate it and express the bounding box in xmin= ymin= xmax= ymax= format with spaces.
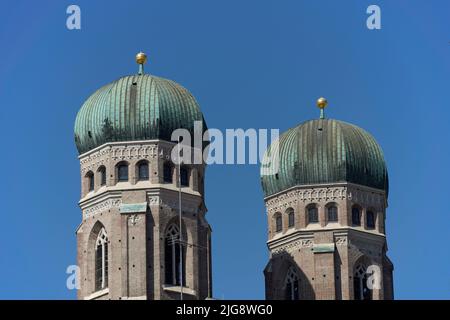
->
xmin=261 ymin=119 xmax=388 ymax=197
xmin=74 ymin=74 xmax=206 ymax=154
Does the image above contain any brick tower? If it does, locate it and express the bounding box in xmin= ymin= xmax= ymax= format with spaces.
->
xmin=74 ymin=53 xmax=212 ymax=300
xmin=260 ymin=98 xmax=394 ymax=300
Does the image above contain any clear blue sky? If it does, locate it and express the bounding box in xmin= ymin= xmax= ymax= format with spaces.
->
xmin=0 ymin=0 xmax=449 ymax=299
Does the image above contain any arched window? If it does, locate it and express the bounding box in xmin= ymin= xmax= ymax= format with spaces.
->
xmin=163 ymin=162 xmax=173 ymax=183
xmin=117 ymin=162 xmax=128 ymax=182
xmin=86 ymin=171 xmax=94 ymax=192
xmin=199 ymin=172 xmax=205 ymax=194
xmin=275 ymin=213 xmax=282 ymax=233
xmin=95 ymin=228 xmax=109 ymax=291
xmin=180 ymin=166 xmax=189 ymax=187
xmin=164 ymin=224 xmax=186 ymax=286
xmin=366 ymin=211 xmax=376 ymax=229
xmin=354 ymin=264 xmax=372 ymax=300
xmin=287 ymin=208 xmax=295 ymax=228
xmin=137 ymin=161 xmax=149 ymax=181
xmin=307 ymin=205 xmax=318 ymax=224
xmin=98 ymin=166 xmax=106 ymax=186
xmin=352 ymin=206 xmax=361 ymax=226
xmin=327 ymin=205 xmax=338 ymax=222
xmin=285 ymin=267 xmax=299 ymax=300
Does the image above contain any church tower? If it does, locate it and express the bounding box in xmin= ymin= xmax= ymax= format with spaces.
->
xmin=74 ymin=53 xmax=212 ymax=300
xmin=260 ymin=98 xmax=394 ymax=300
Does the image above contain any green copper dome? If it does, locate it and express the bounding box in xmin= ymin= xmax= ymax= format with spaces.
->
xmin=74 ymin=73 xmax=206 ymax=154
xmin=260 ymin=119 xmax=388 ymax=197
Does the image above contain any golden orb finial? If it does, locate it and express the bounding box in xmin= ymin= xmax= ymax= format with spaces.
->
xmin=136 ymin=52 xmax=147 ymax=75
xmin=136 ymin=52 xmax=147 ymax=65
xmin=317 ymin=97 xmax=328 ymax=109
xmin=316 ymin=97 xmax=328 ymax=119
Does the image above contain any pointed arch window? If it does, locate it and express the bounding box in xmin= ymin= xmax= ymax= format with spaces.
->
xmin=164 ymin=224 xmax=186 ymax=286
xmin=354 ymin=264 xmax=372 ymax=300
xmin=95 ymin=228 xmax=109 ymax=291
xmin=285 ymin=267 xmax=299 ymax=300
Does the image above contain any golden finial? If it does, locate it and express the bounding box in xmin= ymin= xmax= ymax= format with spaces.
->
xmin=316 ymin=97 xmax=328 ymax=119
xmin=136 ymin=52 xmax=147 ymax=65
xmin=136 ymin=52 xmax=147 ymax=74
xmin=317 ymin=97 xmax=328 ymax=109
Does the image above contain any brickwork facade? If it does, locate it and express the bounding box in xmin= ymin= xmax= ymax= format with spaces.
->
xmin=76 ymin=140 xmax=212 ymax=300
xmin=264 ymin=183 xmax=394 ymax=300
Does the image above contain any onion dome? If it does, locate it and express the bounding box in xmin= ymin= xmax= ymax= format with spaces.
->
xmin=74 ymin=52 xmax=206 ymax=154
xmin=260 ymin=98 xmax=388 ymax=197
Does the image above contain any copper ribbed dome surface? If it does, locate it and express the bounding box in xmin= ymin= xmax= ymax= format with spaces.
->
xmin=260 ymin=119 xmax=388 ymax=197
xmin=74 ymin=74 xmax=206 ymax=154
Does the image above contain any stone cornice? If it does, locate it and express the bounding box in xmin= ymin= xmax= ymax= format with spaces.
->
xmin=81 ymin=197 xmax=122 ymax=220
xmin=267 ymin=227 xmax=386 ymax=256
xmin=79 ymin=183 xmax=202 ymax=204
xmin=79 ymin=191 xmax=122 ymax=210
xmin=78 ymin=139 xmax=175 ymax=159
xmin=147 ymin=189 xmax=204 ymax=215
xmin=79 ymin=188 xmax=205 ymax=220
xmin=264 ymin=182 xmax=386 ymax=201
xmin=268 ymin=233 xmax=314 ymax=256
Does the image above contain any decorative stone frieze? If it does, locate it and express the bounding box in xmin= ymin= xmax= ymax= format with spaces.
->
xmin=83 ymin=198 xmax=121 ymax=219
xmin=271 ymin=238 xmax=314 ymax=256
